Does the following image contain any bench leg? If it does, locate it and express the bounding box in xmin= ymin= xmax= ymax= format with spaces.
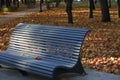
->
xmin=53 ymin=67 xmax=69 ymax=80
xmin=72 ymin=58 xmax=87 ymax=75
xmin=0 ymin=65 xmax=2 ymax=68
xmin=18 ymin=69 xmax=28 ymax=76
xmin=53 ymin=57 xmax=86 ymax=80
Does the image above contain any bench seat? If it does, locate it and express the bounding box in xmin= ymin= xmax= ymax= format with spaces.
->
xmin=0 ymin=23 xmax=90 ymax=79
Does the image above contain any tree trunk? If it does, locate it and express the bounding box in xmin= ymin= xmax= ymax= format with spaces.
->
xmin=32 ymin=0 xmax=36 ymax=5
xmin=94 ymin=0 xmax=98 ymax=4
xmin=118 ymin=0 xmax=120 ymax=17
xmin=13 ymin=0 xmax=16 ymax=5
xmin=108 ymin=0 xmax=111 ymax=8
xmin=40 ymin=0 xmax=43 ymax=12
xmin=2 ymin=0 xmax=5 ymax=5
xmin=99 ymin=0 xmax=111 ymax=22
xmin=46 ymin=2 xmax=50 ymax=9
xmin=55 ymin=0 xmax=61 ymax=7
xmin=27 ymin=0 xmax=31 ymax=8
xmin=65 ymin=0 xmax=73 ymax=24
xmin=13 ymin=0 xmax=19 ymax=7
xmin=6 ymin=0 xmax=11 ymax=7
xmin=24 ymin=0 xmax=27 ymax=5
xmin=89 ymin=0 xmax=94 ymax=18
xmin=0 ymin=0 xmax=2 ymax=8
xmin=16 ymin=0 xmax=19 ymax=7
xmin=21 ymin=0 xmax=24 ymax=4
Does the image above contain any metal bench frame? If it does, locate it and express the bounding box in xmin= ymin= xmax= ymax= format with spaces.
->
xmin=0 ymin=23 xmax=90 ymax=80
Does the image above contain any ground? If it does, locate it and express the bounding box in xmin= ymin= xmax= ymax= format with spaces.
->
xmin=0 ymin=68 xmax=120 ymax=80
xmin=0 ymin=7 xmax=120 ymax=75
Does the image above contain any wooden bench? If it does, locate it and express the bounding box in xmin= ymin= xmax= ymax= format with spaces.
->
xmin=0 ymin=23 xmax=90 ymax=80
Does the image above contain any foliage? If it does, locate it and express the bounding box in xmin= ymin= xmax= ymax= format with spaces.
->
xmin=0 ymin=8 xmax=9 ymax=12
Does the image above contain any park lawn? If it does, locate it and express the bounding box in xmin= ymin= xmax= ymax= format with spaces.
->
xmin=0 ymin=7 xmax=120 ymax=75
xmin=0 ymin=2 xmax=40 ymax=16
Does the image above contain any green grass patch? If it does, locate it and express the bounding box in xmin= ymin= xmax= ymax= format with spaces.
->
xmin=0 ymin=6 xmax=18 ymax=12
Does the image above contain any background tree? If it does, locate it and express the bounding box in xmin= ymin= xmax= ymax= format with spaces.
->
xmin=118 ymin=0 xmax=120 ymax=17
xmin=0 ymin=0 xmax=2 ymax=8
xmin=64 ymin=0 xmax=73 ymax=24
xmin=6 ymin=0 xmax=11 ymax=7
xmin=13 ymin=0 xmax=19 ymax=7
xmin=89 ymin=0 xmax=94 ymax=18
xmin=24 ymin=0 xmax=27 ymax=5
xmin=55 ymin=0 xmax=61 ymax=7
xmin=99 ymin=0 xmax=111 ymax=22
xmin=108 ymin=0 xmax=112 ymax=8
xmin=40 ymin=0 xmax=43 ymax=12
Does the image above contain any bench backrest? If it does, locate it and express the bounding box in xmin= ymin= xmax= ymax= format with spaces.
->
xmin=6 ymin=23 xmax=89 ymax=66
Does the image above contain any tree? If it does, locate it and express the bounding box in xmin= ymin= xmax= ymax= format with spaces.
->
xmin=64 ymin=0 xmax=73 ymax=24
xmin=24 ymin=0 xmax=27 ymax=5
xmin=89 ymin=0 xmax=94 ymax=18
xmin=0 ymin=0 xmax=2 ymax=8
xmin=94 ymin=0 xmax=98 ymax=4
xmin=6 ymin=0 xmax=11 ymax=7
xmin=118 ymin=0 xmax=120 ymax=17
xmin=108 ymin=0 xmax=112 ymax=8
xmin=40 ymin=0 xmax=43 ymax=12
xmin=13 ymin=0 xmax=19 ymax=7
xmin=55 ymin=0 xmax=61 ymax=7
xmin=99 ymin=0 xmax=111 ymax=22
